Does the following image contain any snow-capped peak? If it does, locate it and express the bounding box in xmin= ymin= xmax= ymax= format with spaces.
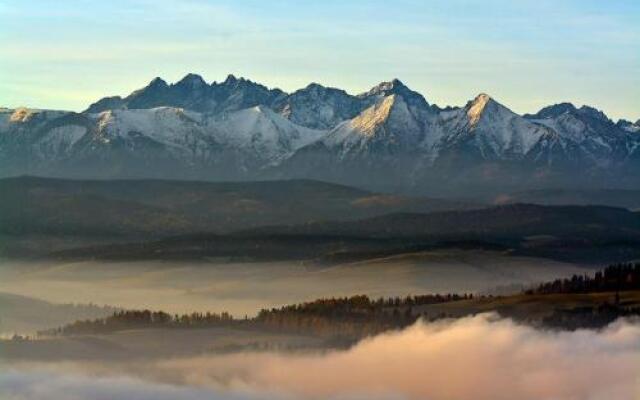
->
xmin=466 ymin=93 xmax=494 ymax=128
xmin=439 ymin=93 xmax=553 ymax=158
xmin=359 ymin=79 xmax=429 ymax=108
xmin=362 ymin=78 xmax=407 ymax=96
xmin=462 ymin=93 xmax=521 ymax=131
xmin=323 ymin=94 xmax=430 ymax=154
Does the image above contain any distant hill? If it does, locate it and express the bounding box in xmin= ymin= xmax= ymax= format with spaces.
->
xmin=53 ymin=204 xmax=640 ymax=265
xmin=0 ymin=176 xmax=472 ymax=257
xmin=0 ymin=292 xmax=117 ymax=335
xmin=496 ymin=189 xmax=640 ymax=210
xmin=244 ymin=203 xmax=640 ymax=239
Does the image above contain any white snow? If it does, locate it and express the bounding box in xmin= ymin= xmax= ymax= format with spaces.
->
xmin=322 ymin=95 xmax=437 ymax=159
xmin=621 ymin=124 xmax=640 ymax=134
xmin=205 ymin=105 xmax=326 ymax=164
xmin=439 ymin=94 xmax=549 ymax=158
xmin=93 ymin=107 xmax=204 ymax=150
xmin=2 ymin=89 xmax=637 ymax=177
xmin=88 ymin=105 xmax=325 ymax=166
xmin=33 ymin=125 xmax=87 ymax=159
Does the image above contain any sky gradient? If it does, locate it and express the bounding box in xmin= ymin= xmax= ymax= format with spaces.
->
xmin=1 ymin=0 xmax=638 ymax=121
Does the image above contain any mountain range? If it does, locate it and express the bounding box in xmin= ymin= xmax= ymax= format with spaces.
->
xmin=2 ymin=74 xmax=638 ymax=196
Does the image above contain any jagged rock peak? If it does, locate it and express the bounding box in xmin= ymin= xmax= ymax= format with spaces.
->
xmin=223 ymin=74 xmax=240 ymax=84
xmin=578 ymin=105 xmax=609 ymax=122
xmin=372 ymin=78 xmax=406 ymax=92
xmin=361 ymin=78 xmax=410 ymax=97
xmin=176 ymin=73 xmax=207 ymax=87
xmin=148 ymin=77 xmax=169 ymax=88
xmin=305 ymin=82 xmax=325 ymax=90
xmin=466 ymin=93 xmax=496 ymax=126
xmin=525 ymin=103 xmax=611 ymax=123
xmin=302 ymin=82 xmax=334 ymax=93
xmin=524 ymin=103 xmax=577 ymax=119
xmin=470 ymin=93 xmax=493 ymax=105
xmin=617 ymin=118 xmax=640 ymax=133
xmin=359 ymin=78 xmax=431 ymax=112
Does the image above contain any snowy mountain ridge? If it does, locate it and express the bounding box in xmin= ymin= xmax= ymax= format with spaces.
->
xmin=2 ymin=74 xmax=638 ymax=195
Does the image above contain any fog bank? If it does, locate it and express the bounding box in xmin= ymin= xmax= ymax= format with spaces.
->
xmin=4 ymin=314 xmax=639 ymax=400
xmin=0 ymin=253 xmax=588 ymax=318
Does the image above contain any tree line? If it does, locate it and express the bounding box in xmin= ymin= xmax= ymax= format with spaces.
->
xmin=42 ymin=310 xmax=235 ymax=336
xmin=253 ymin=293 xmax=472 ymax=337
xmin=527 ymin=263 xmax=640 ymax=295
xmin=39 ymin=293 xmax=472 ymax=338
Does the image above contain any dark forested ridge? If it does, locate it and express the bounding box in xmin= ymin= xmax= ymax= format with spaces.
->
xmin=49 ymin=203 xmax=640 ymax=265
xmin=496 ymin=189 xmax=640 ymax=210
xmin=3 ymin=177 xmax=640 ymax=265
xmin=0 ymin=176 xmax=470 ymax=238
xmin=0 ymin=176 xmax=472 ymax=258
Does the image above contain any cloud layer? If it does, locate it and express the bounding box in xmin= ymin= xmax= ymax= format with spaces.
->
xmin=4 ymin=314 xmax=640 ymax=400
xmin=0 ymin=370 xmax=276 ymax=400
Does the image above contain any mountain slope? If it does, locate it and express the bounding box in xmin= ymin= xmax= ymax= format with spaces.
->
xmin=524 ymin=103 xmax=633 ymax=168
xmin=203 ymin=105 xmax=325 ymax=166
xmin=274 ymin=92 xmax=440 ymax=191
xmin=0 ymin=105 xmax=326 ymax=179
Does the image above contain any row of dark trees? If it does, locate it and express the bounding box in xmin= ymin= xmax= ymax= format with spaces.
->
xmin=258 ymin=293 xmax=471 ymax=319
xmin=541 ymin=303 xmax=640 ymax=330
xmin=527 ymin=263 xmax=640 ymax=295
xmin=40 ymin=293 xmax=471 ymax=338
xmin=43 ymin=310 xmax=235 ymax=336
xmin=252 ymin=293 xmax=472 ymax=337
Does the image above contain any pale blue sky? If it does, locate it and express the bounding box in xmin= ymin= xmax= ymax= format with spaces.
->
xmin=1 ymin=0 xmax=638 ymax=120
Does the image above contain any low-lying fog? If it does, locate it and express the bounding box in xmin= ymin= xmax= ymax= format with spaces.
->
xmin=3 ymin=314 xmax=638 ymax=400
xmin=0 ymin=250 xmax=588 ymax=323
